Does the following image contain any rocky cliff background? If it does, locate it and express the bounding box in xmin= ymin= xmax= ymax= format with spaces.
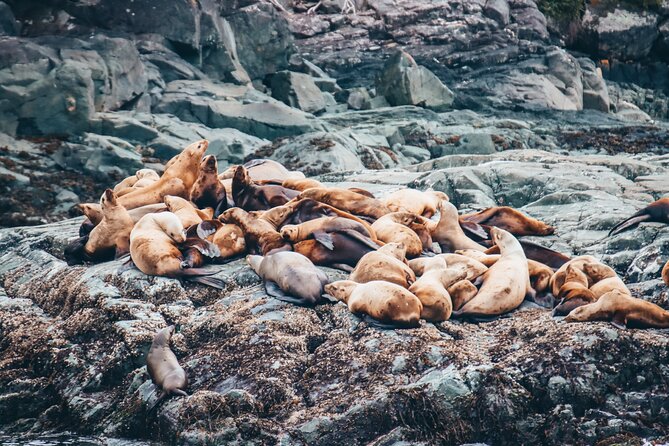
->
xmin=2 ymin=0 xmax=669 ymax=445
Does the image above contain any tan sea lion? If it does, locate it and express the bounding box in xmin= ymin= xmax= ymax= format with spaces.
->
xmin=164 ymin=195 xmax=210 ymax=229
xmin=280 ymin=216 xmax=374 ymax=247
xmin=549 ymin=255 xmax=600 ymax=297
xmin=117 ymin=169 xmax=161 ymax=197
xmin=460 ymin=206 xmax=555 ymax=236
xmin=119 ymin=140 xmax=208 ymax=210
xmin=447 ymin=280 xmax=479 ymax=311
xmin=183 ymin=219 xmax=246 ymax=268
xmin=350 ymin=242 xmax=415 ymax=288
xmin=382 ymin=189 xmax=449 ymax=218
xmin=247 ymin=252 xmax=329 ymax=306
xmin=552 ymin=264 xmax=597 ymax=316
xmin=408 ymin=257 xmax=467 ymax=322
xmin=146 ymin=325 xmax=188 ymax=411
xmin=282 ymin=178 xmax=323 ymax=191
xmin=371 ymin=212 xmax=424 ymax=258
xmin=325 ymin=280 xmax=422 ymax=329
xmin=429 ymin=201 xmax=486 ymax=253
xmin=409 ymin=254 xmax=487 ymax=281
xmin=190 ymin=155 xmax=227 ymax=213
xmin=348 ymin=187 xmax=375 ymax=198
xmin=565 ymin=290 xmax=669 ymax=329
xmin=453 ymin=227 xmax=532 ymax=319
xmin=582 ymin=262 xmax=631 ymax=298
xmin=608 ymin=197 xmax=669 ymax=237
xmin=299 ymin=187 xmax=391 ymax=220
xmin=220 ymin=207 xmax=291 ymax=255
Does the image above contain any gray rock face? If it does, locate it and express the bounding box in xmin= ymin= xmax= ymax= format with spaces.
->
xmin=270 ymin=71 xmax=327 ymax=113
xmin=0 ymin=1 xmax=19 ymax=36
xmin=587 ymin=8 xmax=659 ymax=61
xmin=376 ymin=51 xmax=455 ymax=112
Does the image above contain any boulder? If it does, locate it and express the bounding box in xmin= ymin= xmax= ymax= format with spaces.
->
xmin=376 ymin=51 xmax=454 ymax=112
xmin=484 ymin=0 xmax=510 ymax=26
xmin=578 ymin=58 xmax=610 ymax=113
xmin=0 ymin=1 xmax=19 ymax=36
xmin=270 ymin=71 xmax=327 ymax=113
xmin=589 ymin=8 xmax=659 ymax=60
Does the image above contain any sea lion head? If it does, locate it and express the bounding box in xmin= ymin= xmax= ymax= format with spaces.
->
xmin=490 ymin=227 xmax=522 ymax=255
xmin=246 ymin=254 xmax=264 ymax=273
xmin=136 ymin=169 xmax=159 ymax=180
xmin=582 ymin=262 xmax=616 ymax=283
xmin=233 ymin=165 xmax=251 ymax=186
xmin=164 ymin=195 xmax=189 ymax=212
xmin=183 ymin=139 xmax=209 ymax=160
xmin=219 ymin=165 xmax=237 ymax=180
xmin=279 ymin=225 xmax=299 ymax=241
xmin=153 ymin=325 xmax=175 ymax=346
xmin=428 ymin=190 xmax=449 ymax=202
xmin=158 ymin=212 xmax=187 ymax=243
xmin=324 ymin=280 xmax=357 ymax=304
xmin=79 ymin=203 xmax=103 ymax=225
xmin=200 ymin=155 xmax=218 ymax=173
xmin=220 ymin=207 xmax=246 ymax=224
xmin=261 ymin=204 xmax=294 ymax=228
xmin=438 ymin=201 xmax=459 ymax=225
xmin=100 ymin=188 xmax=118 ymax=209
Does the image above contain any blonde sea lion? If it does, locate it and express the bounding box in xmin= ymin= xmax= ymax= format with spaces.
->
xmin=116 ymin=169 xmax=160 ymax=196
xmin=447 ymin=280 xmax=479 ymax=311
xmin=552 ymin=264 xmax=597 ymax=316
xmin=325 ymin=280 xmax=422 ymax=329
xmin=460 ymin=207 xmax=554 ymax=236
xmin=565 ymin=290 xmax=669 ymax=329
xmin=408 ymin=254 xmax=487 ymax=281
xmin=164 ymin=195 xmax=212 ymax=229
xmin=408 ymin=257 xmax=467 ymax=322
xmin=190 ymin=155 xmax=227 ymax=214
xmin=608 ymin=197 xmax=669 ymax=237
xmin=119 ymin=140 xmax=208 ymax=210
xmin=371 ymin=212 xmax=424 ymax=258
xmin=429 ymin=201 xmax=486 ymax=253
xmin=247 ymin=252 xmax=329 ymax=306
xmin=453 ymin=227 xmax=532 ymax=319
xmin=220 ymin=207 xmax=291 ymax=255
xmin=549 ymin=255 xmax=600 ymax=297
xmin=146 ymin=325 xmax=188 ymax=411
xmin=299 ymin=187 xmax=391 ymax=220
xmin=582 ymin=262 xmax=631 ymax=298
xmin=350 ymin=242 xmax=415 ymax=288
xmin=382 ymin=189 xmax=449 ymax=218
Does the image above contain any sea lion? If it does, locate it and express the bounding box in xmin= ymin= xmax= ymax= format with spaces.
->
xmin=484 ymin=240 xmax=570 ymax=270
xmin=447 ymin=280 xmax=479 ymax=311
xmin=460 ymin=207 xmax=555 ymax=236
xmin=183 ymin=220 xmax=246 ymax=268
xmin=348 ymin=187 xmax=375 ymax=199
xmin=78 ymin=203 xmax=168 ymax=236
xmin=164 ymin=195 xmax=210 ymax=229
xmin=282 ymin=178 xmax=324 ymax=191
xmin=552 ymin=264 xmax=597 ymax=316
xmin=452 ymin=227 xmax=532 ymax=319
xmin=293 ymin=231 xmax=379 ymax=271
xmin=117 ymin=169 xmax=160 ymax=196
xmin=190 ymin=155 xmax=227 ymax=214
xmin=280 ymin=216 xmax=374 ymax=247
xmin=608 ymin=197 xmax=669 ymax=237
xmin=549 ymin=255 xmax=600 ymax=296
xmin=220 ymin=207 xmax=291 ymax=255
xmin=232 ymin=165 xmax=300 ymax=211
xmin=129 ymin=212 xmax=218 ymax=277
xmin=371 ymin=212 xmax=424 ymax=258
xmin=146 ymin=325 xmax=188 ymax=410
xmin=582 ymin=262 xmax=631 ymax=298
xmin=65 ymin=189 xmax=134 ymax=264
xmin=350 ymin=242 xmax=415 ymax=288
xmin=409 ymin=254 xmax=488 ymax=281
xmin=408 ymin=257 xmax=467 ymax=322
xmin=565 ymin=290 xmax=669 ymax=329
xmin=119 ymin=140 xmax=208 ymax=210
xmin=325 ymin=280 xmax=422 ymax=328
xmin=247 ymin=252 xmax=329 ymax=306
xmin=382 ymin=189 xmax=449 ymax=218
xmin=663 ymin=260 xmax=669 ymax=287
xmin=299 ymin=187 xmax=391 ymax=220
xmin=429 ymin=201 xmax=486 ymax=253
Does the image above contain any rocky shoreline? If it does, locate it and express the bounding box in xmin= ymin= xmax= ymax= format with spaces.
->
xmin=2 ymin=0 xmax=669 ymax=444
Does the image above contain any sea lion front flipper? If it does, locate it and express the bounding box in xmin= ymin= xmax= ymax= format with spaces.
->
xmin=264 ymin=280 xmax=312 ymax=306
xmin=186 ymin=275 xmax=226 ymax=289
xmin=611 ymin=312 xmax=627 ymax=329
xmin=331 ymin=263 xmax=354 ymax=272
xmin=197 ymin=220 xmax=223 ymax=239
xmin=186 ymin=239 xmax=221 ymax=258
xmin=339 ymin=229 xmax=380 ymax=251
xmin=313 ymin=231 xmax=335 ymax=250
xmin=608 ymin=213 xmax=651 ymax=237
xmin=459 ymin=221 xmax=489 ymax=241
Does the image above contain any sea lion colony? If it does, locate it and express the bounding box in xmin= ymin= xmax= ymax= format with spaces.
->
xmin=63 ymin=139 xmax=669 ymax=403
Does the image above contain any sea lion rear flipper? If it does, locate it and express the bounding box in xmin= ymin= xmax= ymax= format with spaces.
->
xmin=339 ymin=229 xmax=380 ymax=251
xmin=264 ymin=280 xmax=311 ymax=306
xmin=186 ymin=275 xmax=226 ymax=289
xmin=321 ymin=293 xmax=338 ymax=303
xmin=421 ymin=250 xmax=436 ymax=257
xmin=331 ymin=263 xmax=354 ymax=272
xmin=184 ymin=239 xmax=221 ymax=258
xmin=459 ymin=221 xmax=489 ymax=241
xmin=313 ymin=231 xmax=335 ymax=250
xmin=611 ymin=312 xmax=627 ymax=329
xmin=171 ymin=389 xmax=188 ymax=397
xmin=608 ymin=213 xmax=651 ymax=237
xmin=197 ymin=220 xmax=223 ymax=239
xmin=359 ymin=314 xmax=418 ymax=330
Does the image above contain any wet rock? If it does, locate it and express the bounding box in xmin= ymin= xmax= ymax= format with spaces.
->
xmin=376 ymin=51 xmax=454 ymax=112
xmin=270 ymin=71 xmax=327 ymax=113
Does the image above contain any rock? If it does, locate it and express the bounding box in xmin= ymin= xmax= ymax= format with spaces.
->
xmin=484 ymin=0 xmax=510 ymax=26
xmin=0 ymin=1 xmax=19 ymax=36
xmin=614 ymin=101 xmax=652 ymax=122
xmin=376 ymin=51 xmax=455 ymax=112
xmin=347 ymin=88 xmax=372 ymax=110
xmin=588 ymin=8 xmax=659 ymax=61
xmin=270 ymin=71 xmax=327 ymax=113
xmin=578 ymin=58 xmax=610 ymax=113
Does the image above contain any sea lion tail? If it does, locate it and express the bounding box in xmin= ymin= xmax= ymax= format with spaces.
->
xmin=185 ymin=275 xmax=227 ymax=289
xmin=607 ymin=213 xmax=651 ymax=237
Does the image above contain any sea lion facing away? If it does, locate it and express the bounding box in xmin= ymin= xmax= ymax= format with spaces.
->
xmin=247 ymin=252 xmax=329 ymax=306
xmin=146 ymin=325 xmax=188 ymax=411
xmin=190 ymin=155 xmax=227 ymax=214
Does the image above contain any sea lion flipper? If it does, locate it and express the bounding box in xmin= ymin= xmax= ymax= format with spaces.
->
xmin=197 ymin=220 xmax=222 ymax=239
xmin=608 ymin=214 xmax=651 ymax=237
xmin=359 ymin=314 xmax=419 ymax=330
xmin=421 ymin=249 xmax=436 ymax=257
xmin=171 ymin=389 xmax=188 ymax=397
xmin=243 ymin=159 xmax=268 ymax=169
xmin=263 ymin=280 xmax=308 ymax=306
xmin=185 ymin=239 xmax=221 ymax=258
xmin=339 ymin=229 xmax=380 ymax=251
xmin=331 ymin=263 xmax=354 ymax=272
xmin=313 ymin=231 xmax=335 ymax=250
xmin=611 ymin=312 xmax=627 ymax=329
xmin=459 ymin=221 xmax=489 ymax=241
xmin=186 ymin=275 xmax=226 ymax=289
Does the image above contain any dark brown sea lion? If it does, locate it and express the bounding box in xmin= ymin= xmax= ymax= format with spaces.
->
xmin=146 ymin=325 xmax=188 ymax=411
xmin=293 ymin=231 xmax=379 ymax=271
xmin=220 ymin=207 xmax=291 ymax=255
xmin=608 ymin=197 xmax=669 ymax=237
xmin=247 ymin=252 xmax=329 ymax=306
xmin=190 ymin=155 xmax=227 ymax=214
xmin=299 ymin=187 xmax=391 ymax=220
xmin=232 ymin=165 xmax=300 ymax=211
xmin=280 ymin=216 xmax=373 ymax=247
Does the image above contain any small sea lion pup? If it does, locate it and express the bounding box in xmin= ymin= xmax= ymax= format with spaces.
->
xmin=565 ymin=290 xmax=669 ymax=329
xmin=608 ymin=197 xmax=669 ymax=237
xmin=408 ymin=257 xmax=468 ymax=322
xmin=146 ymin=325 xmax=188 ymax=411
xmin=65 ymin=189 xmax=135 ymax=264
xmin=382 ymin=189 xmax=449 ymax=218
xmin=429 ymin=201 xmax=486 ymax=253
xmin=453 ymin=227 xmax=532 ymax=320
xmin=119 ymin=140 xmax=209 ymax=210
xmin=299 ymin=187 xmax=392 ymax=220
xmin=350 ymin=242 xmax=416 ymax=288
xmin=460 ymin=207 xmax=554 ymax=237
xmin=247 ymin=252 xmax=329 ymax=306
xmin=232 ymin=165 xmax=300 ymax=211
xmin=371 ymin=212 xmax=427 ymax=258
xmin=325 ymin=280 xmax=422 ymax=329
xmin=129 ymin=212 xmax=219 ymax=280
xmin=190 ymin=155 xmax=227 ymax=214
xmin=220 ymin=207 xmax=291 ymax=255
